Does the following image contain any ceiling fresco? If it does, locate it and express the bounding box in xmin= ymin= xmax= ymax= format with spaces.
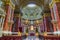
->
xmin=21 ymin=4 xmax=43 ymax=20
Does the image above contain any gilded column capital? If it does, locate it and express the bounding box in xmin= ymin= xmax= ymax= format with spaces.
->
xmin=4 ymin=0 xmax=10 ymax=5
xmin=53 ymin=0 xmax=60 ymax=3
xmin=10 ymin=0 xmax=15 ymax=9
xmin=3 ymin=0 xmax=15 ymax=9
xmin=49 ymin=0 xmax=54 ymax=8
xmin=49 ymin=0 xmax=60 ymax=8
xmin=14 ymin=14 xmax=20 ymax=17
xmin=43 ymin=13 xmax=50 ymax=17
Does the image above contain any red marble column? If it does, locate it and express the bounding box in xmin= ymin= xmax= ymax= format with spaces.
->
xmin=50 ymin=8 xmax=56 ymax=32
xmin=43 ymin=16 xmax=47 ymax=32
xmin=43 ymin=14 xmax=53 ymax=32
xmin=40 ymin=21 xmax=45 ymax=32
xmin=12 ymin=15 xmax=22 ymax=32
xmin=14 ymin=17 xmax=19 ymax=32
xmin=3 ymin=4 xmax=10 ymax=31
xmin=9 ymin=9 xmax=14 ymax=31
xmin=56 ymin=2 xmax=60 ymax=30
xmin=50 ymin=2 xmax=60 ymax=31
xmin=44 ymin=17 xmax=50 ymax=32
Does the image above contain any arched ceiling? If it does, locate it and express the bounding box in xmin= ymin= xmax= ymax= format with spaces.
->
xmin=14 ymin=0 xmax=51 ymax=20
xmin=15 ymin=0 xmax=52 ymax=8
xmin=16 ymin=0 xmax=44 ymax=8
xmin=15 ymin=0 xmax=51 ymax=13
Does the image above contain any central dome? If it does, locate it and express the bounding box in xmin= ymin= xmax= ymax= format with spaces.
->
xmin=21 ymin=4 xmax=43 ymax=20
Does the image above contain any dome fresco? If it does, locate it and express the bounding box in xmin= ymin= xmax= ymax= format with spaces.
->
xmin=21 ymin=4 xmax=43 ymax=20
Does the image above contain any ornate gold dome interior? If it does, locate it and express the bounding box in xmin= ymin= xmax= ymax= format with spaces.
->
xmin=14 ymin=0 xmax=51 ymax=18
xmin=14 ymin=0 xmax=52 ymax=26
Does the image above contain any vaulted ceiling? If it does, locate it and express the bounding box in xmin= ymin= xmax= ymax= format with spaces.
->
xmin=15 ymin=0 xmax=44 ymax=8
xmin=14 ymin=0 xmax=52 ymax=25
xmin=15 ymin=0 xmax=51 ymax=13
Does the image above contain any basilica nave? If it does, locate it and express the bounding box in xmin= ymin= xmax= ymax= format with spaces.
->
xmin=0 ymin=0 xmax=60 ymax=40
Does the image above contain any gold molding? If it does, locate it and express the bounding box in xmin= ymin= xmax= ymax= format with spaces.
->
xmin=49 ymin=0 xmax=54 ymax=8
xmin=43 ymin=13 xmax=50 ymax=17
xmin=49 ymin=0 xmax=60 ymax=8
xmin=54 ymin=0 xmax=60 ymax=3
xmin=0 ymin=7 xmax=6 ymax=18
xmin=4 ymin=0 xmax=15 ymax=9
xmin=14 ymin=14 xmax=21 ymax=18
xmin=0 ymin=15 xmax=5 ymax=18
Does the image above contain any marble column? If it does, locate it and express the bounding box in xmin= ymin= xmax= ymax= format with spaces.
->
xmin=9 ymin=9 xmax=14 ymax=32
xmin=3 ymin=4 xmax=10 ymax=31
xmin=50 ymin=8 xmax=57 ymax=32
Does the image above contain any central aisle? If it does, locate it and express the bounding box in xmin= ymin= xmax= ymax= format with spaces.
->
xmin=23 ymin=36 xmax=43 ymax=40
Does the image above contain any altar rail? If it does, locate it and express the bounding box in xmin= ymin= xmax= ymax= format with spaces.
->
xmin=43 ymin=35 xmax=60 ymax=40
xmin=0 ymin=36 xmax=22 ymax=40
xmin=0 ymin=35 xmax=60 ymax=40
